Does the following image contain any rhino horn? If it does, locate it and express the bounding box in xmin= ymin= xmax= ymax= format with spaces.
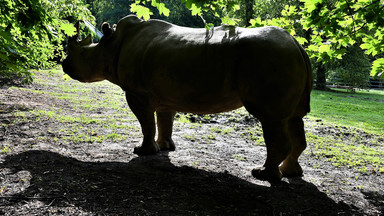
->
xmin=74 ymin=21 xmax=81 ymax=40
xmin=80 ymin=34 xmax=93 ymax=46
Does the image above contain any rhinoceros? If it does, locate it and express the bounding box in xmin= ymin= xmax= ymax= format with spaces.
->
xmin=62 ymin=15 xmax=313 ymax=182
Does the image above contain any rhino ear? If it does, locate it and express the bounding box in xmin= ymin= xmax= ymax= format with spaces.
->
xmin=79 ymin=34 xmax=92 ymax=46
xmin=102 ymin=22 xmax=113 ymax=37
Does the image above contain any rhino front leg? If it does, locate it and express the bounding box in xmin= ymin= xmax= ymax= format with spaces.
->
xmin=126 ymin=93 xmax=160 ymax=156
xmin=156 ymin=111 xmax=176 ymax=151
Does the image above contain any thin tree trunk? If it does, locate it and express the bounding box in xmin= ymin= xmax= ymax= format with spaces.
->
xmin=245 ymin=0 xmax=254 ymax=27
xmin=315 ymin=63 xmax=328 ymax=90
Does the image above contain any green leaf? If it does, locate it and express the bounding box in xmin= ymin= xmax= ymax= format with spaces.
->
xmin=151 ymin=0 xmax=170 ymax=17
xmin=205 ymin=23 xmax=214 ymax=31
xmin=190 ymin=3 xmax=202 ymax=16
xmin=318 ymin=43 xmax=332 ymax=61
xmin=221 ymin=16 xmax=238 ymax=26
xmin=157 ymin=3 xmax=170 ymax=17
xmin=249 ymin=18 xmax=265 ymax=27
xmin=282 ymin=5 xmax=296 ymax=17
xmin=371 ymin=58 xmax=384 ymax=77
xmin=296 ymin=37 xmax=308 ymax=45
xmin=60 ymin=23 xmax=76 ymax=37
xmin=301 ymin=0 xmax=322 ymax=13
xmin=334 ymin=48 xmax=347 ymax=60
xmin=360 ymin=36 xmax=379 ymax=56
xmin=232 ymin=4 xmax=240 ymax=11
xmin=130 ymin=3 xmax=153 ymax=21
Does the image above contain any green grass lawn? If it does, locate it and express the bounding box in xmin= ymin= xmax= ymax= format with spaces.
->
xmin=306 ymin=88 xmax=384 ymax=173
xmin=309 ymin=89 xmax=384 ymax=135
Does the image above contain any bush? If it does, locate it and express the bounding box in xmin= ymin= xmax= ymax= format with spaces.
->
xmin=327 ymin=45 xmax=371 ymax=92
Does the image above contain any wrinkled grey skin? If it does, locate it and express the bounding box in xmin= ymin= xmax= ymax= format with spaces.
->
xmin=62 ymin=15 xmax=313 ymax=182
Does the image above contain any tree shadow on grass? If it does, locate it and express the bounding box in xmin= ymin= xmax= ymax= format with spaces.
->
xmin=1 ymin=150 xmax=357 ymax=215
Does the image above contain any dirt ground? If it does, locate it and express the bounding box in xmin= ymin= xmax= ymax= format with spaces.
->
xmin=0 ymin=72 xmax=383 ymax=215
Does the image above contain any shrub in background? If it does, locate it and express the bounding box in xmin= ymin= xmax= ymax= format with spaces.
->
xmin=327 ymin=45 xmax=371 ymax=92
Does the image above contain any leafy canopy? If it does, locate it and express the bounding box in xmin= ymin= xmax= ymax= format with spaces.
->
xmin=129 ymin=0 xmax=384 ymax=78
xmin=0 ymin=0 xmax=93 ymax=81
xmin=129 ymin=0 xmax=240 ymax=27
xmin=300 ymin=0 xmax=384 ymax=77
xmin=2 ymin=0 xmax=383 ymax=80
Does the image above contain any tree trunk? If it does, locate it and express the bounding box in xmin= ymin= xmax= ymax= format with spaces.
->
xmin=245 ymin=0 xmax=254 ymax=27
xmin=315 ymin=63 xmax=328 ymax=90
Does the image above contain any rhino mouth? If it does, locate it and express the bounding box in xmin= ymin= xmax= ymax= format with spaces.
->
xmin=62 ymin=59 xmax=81 ymax=81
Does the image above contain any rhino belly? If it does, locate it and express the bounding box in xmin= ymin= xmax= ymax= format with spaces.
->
xmin=154 ymin=91 xmax=243 ymax=114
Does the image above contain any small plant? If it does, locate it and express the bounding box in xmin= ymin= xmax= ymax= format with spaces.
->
xmin=106 ymin=133 xmax=125 ymax=141
xmin=207 ymin=134 xmax=216 ymax=140
xmin=233 ymin=154 xmax=247 ymax=161
xmin=177 ymin=114 xmax=191 ymax=124
xmin=1 ymin=146 xmax=11 ymax=154
xmin=221 ymin=128 xmax=232 ymax=135
xmin=210 ymin=126 xmax=222 ymax=133
xmin=184 ymin=134 xmax=196 ymax=142
xmin=253 ymin=137 xmax=265 ymax=146
xmin=203 ymin=115 xmax=211 ymax=121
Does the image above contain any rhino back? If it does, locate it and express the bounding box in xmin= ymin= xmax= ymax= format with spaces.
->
xmin=114 ymin=21 xmax=267 ymax=89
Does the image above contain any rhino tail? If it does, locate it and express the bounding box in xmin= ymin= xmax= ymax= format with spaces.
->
xmin=294 ymin=37 xmax=313 ymax=114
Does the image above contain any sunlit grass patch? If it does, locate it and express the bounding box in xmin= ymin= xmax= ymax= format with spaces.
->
xmin=306 ymin=132 xmax=384 ymax=173
xmin=210 ymin=126 xmax=233 ymax=135
xmin=184 ymin=134 xmax=197 ymax=142
xmin=66 ymin=132 xmax=105 ymax=144
xmin=233 ymin=154 xmax=248 ymax=161
xmin=30 ymin=109 xmax=99 ymax=124
xmin=9 ymin=69 xmax=137 ymax=146
xmin=309 ymin=89 xmax=384 ymax=135
xmin=176 ymin=113 xmax=192 ymax=124
xmin=307 ymin=89 xmax=384 ymax=173
xmin=105 ymin=133 xmax=127 ymax=142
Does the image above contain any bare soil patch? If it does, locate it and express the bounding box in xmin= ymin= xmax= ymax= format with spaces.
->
xmin=0 ymin=71 xmax=383 ymax=215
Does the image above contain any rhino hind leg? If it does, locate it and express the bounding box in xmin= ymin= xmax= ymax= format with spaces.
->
xmin=252 ymin=120 xmax=292 ymax=182
xmin=156 ymin=111 xmax=176 ymax=151
xmin=279 ymin=118 xmax=306 ymax=177
xmin=126 ymin=94 xmax=160 ymax=156
xmin=133 ymin=141 xmax=160 ymax=156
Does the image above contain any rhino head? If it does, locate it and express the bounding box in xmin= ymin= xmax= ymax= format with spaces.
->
xmin=62 ymin=21 xmax=107 ymax=83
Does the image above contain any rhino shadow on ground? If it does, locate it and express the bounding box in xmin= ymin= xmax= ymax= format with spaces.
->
xmin=0 ymin=150 xmax=356 ymax=215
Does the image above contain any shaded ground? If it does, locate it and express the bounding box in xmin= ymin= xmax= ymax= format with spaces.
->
xmin=0 ymin=70 xmax=383 ymax=215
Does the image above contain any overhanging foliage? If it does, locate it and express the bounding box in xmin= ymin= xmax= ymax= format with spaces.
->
xmin=130 ymin=0 xmax=384 ymax=78
xmin=1 ymin=0 xmax=383 ymax=81
xmin=0 ymin=0 xmax=94 ymax=82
